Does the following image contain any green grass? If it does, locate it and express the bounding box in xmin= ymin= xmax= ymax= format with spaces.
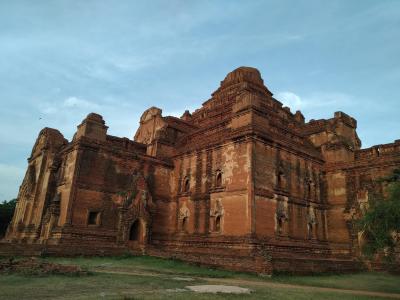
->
xmin=0 ymin=272 xmax=381 ymax=300
xmin=44 ymin=255 xmax=240 ymax=278
xmin=1 ymin=256 xmax=399 ymax=299
xmin=43 ymin=256 xmax=400 ymax=293
xmin=0 ymin=272 xmax=190 ymax=300
xmin=273 ymin=272 xmax=400 ymax=294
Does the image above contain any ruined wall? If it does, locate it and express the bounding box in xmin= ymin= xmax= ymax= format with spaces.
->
xmin=54 ymin=134 xmax=172 ymax=246
xmin=253 ymin=139 xmax=327 ymax=243
xmin=4 ymin=66 xmax=398 ymax=274
xmin=6 ymin=128 xmax=67 ymax=242
xmin=302 ymin=111 xmax=361 ymax=253
xmin=170 ymin=138 xmax=252 ymax=237
xmin=344 ymin=140 xmax=400 ymax=254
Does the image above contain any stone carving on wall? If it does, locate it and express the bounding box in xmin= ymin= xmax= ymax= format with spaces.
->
xmin=134 ymin=107 xmax=167 ymax=145
xmin=276 ymin=199 xmax=289 ymax=235
xmin=277 ymin=163 xmax=287 ymax=190
xmin=210 ymin=199 xmax=224 ymax=232
xmin=210 ymin=199 xmax=224 ymax=217
xmin=178 ymin=202 xmax=190 ymax=232
xmin=307 ymin=205 xmax=317 ymax=239
xmin=117 ymin=170 xmax=154 ymax=244
xmin=179 ymin=203 xmax=190 ymax=219
xmin=356 ymin=190 xmax=369 ymax=215
xmin=307 ymin=206 xmax=317 ymax=224
xmin=20 ymin=164 xmax=36 ymax=199
xmin=345 ymin=179 xmax=373 ymax=223
xmin=40 ymin=193 xmax=61 ymax=242
xmin=304 ymin=170 xmax=315 ymax=200
xmin=344 ymin=188 xmax=370 ymax=251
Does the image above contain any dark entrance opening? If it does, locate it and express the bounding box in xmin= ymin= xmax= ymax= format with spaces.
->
xmin=277 ymin=218 xmax=283 ymax=235
xmin=129 ymin=220 xmax=140 ymax=241
xmin=216 ymin=172 xmax=222 ymax=187
xmin=184 ymin=178 xmax=190 ymax=192
xmin=307 ymin=181 xmax=312 ymax=198
xmin=182 ymin=217 xmax=188 ymax=232
xmin=88 ymin=211 xmax=100 ymax=225
xmin=215 ymin=216 xmax=221 ymax=232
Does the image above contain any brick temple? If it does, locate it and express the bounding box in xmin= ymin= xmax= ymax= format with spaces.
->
xmin=3 ymin=67 xmax=400 ymax=274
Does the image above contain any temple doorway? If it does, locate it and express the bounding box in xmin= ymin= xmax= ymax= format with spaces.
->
xmin=129 ymin=220 xmax=140 ymax=241
xmin=127 ymin=218 xmax=146 ymax=248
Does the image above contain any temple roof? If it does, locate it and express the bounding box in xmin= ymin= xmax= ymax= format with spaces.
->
xmin=220 ymin=66 xmax=264 ymax=88
xmin=209 ymin=66 xmax=273 ymax=99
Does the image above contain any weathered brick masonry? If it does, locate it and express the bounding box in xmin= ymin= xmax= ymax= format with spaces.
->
xmin=2 ymin=67 xmax=399 ymax=274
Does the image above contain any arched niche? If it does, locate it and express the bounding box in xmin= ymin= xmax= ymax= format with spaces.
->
xmin=128 ymin=218 xmax=146 ymax=245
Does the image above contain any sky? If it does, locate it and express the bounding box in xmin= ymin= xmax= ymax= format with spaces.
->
xmin=0 ymin=0 xmax=399 ymax=200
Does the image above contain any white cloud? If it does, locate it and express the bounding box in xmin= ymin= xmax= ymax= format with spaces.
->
xmin=63 ymin=97 xmax=99 ymax=109
xmin=275 ymin=91 xmax=355 ymax=111
xmin=275 ymin=91 xmax=305 ymax=110
xmin=274 ymin=90 xmax=360 ymax=122
xmin=40 ymin=96 xmax=100 ymax=115
xmin=164 ymin=105 xmax=198 ymax=118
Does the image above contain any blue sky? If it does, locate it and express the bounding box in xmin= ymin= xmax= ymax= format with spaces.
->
xmin=1 ymin=0 xmax=399 ymax=200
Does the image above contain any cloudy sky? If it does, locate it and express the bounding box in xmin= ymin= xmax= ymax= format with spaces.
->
xmin=1 ymin=0 xmax=399 ymax=200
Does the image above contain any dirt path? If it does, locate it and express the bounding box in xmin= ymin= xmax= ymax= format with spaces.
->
xmin=94 ymin=269 xmax=400 ymax=299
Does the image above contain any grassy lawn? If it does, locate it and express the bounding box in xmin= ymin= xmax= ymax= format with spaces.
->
xmin=0 ymin=272 xmax=382 ymax=300
xmin=44 ymin=255 xmax=239 ymax=278
xmin=0 ymin=256 xmax=399 ymax=299
xmin=273 ymin=272 xmax=400 ymax=294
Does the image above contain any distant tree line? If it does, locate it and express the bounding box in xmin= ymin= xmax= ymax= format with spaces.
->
xmin=0 ymin=198 xmax=16 ymax=238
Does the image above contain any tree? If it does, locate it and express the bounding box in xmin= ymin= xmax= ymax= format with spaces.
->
xmin=0 ymin=198 xmax=17 ymax=238
xmin=358 ymin=169 xmax=400 ymax=261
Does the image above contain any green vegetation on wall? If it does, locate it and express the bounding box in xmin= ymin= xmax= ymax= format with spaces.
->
xmin=358 ymin=169 xmax=400 ymax=261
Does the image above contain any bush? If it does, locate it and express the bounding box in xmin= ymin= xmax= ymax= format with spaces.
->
xmin=358 ymin=169 xmax=400 ymax=261
xmin=0 ymin=198 xmax=16 ymax=238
